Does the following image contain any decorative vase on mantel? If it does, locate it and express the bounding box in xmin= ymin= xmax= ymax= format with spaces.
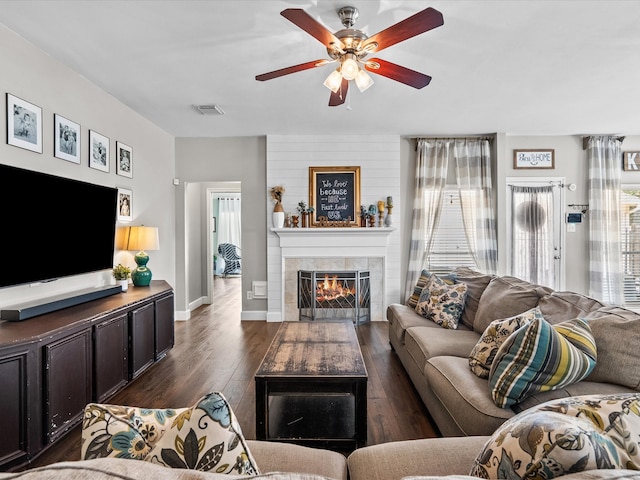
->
xmin=272 ymin=201 xmax=285 ymax=229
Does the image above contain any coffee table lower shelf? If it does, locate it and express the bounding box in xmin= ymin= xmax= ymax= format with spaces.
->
xmin=255 ymin=380 xmax=367 ymax=450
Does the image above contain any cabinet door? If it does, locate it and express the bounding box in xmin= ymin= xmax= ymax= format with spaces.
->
xmin=155 ymin=294 xmax=174 ymax=360
xmin=44 ymin=329 xmax=92 ymax=443
xmin=94 ymin=313 xmax=128 ymax=402
xmin=130 ymin=303 xmax=155 ymax=379
xmin=0 ymin=349 xmax=35 ymax=469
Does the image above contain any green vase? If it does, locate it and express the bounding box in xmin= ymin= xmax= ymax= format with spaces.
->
xmin=132 ymin=251 xmax=153 ymax=287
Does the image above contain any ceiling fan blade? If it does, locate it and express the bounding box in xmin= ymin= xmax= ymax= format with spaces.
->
xmin=364 ymin=58 xmax=431 ymax=89
xmin=328 ymin=78 xmax=349 ymax=106
xmin=362 ymin=7 xmax=443 ymax=53
xmin=281 ymin=9 xmax=343 ymax=49
xmin=256 ymin=59 xmax=329 ymax=81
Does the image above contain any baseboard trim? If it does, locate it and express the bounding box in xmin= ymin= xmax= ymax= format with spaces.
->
xmin=241 ymin=310 xmax=267 ymax=321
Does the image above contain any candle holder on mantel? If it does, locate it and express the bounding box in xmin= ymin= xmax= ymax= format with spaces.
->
xmin=385 ymin=196 xmax=394 ymax=226
xmin=377 ymin=200 xmax=385 ymax=227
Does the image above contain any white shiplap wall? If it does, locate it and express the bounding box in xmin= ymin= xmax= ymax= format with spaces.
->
xmin=266 ymin=135 xmax=401 ymax=321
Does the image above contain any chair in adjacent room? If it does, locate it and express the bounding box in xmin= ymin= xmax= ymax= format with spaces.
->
xmin=218 ymin=243 xmax=241 ymax=276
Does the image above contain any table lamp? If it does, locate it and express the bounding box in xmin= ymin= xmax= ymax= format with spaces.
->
xmin=124 ymin=226 xmax=160 ymax=287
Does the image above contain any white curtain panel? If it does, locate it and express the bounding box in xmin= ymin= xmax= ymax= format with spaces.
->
xmin=587 ymin=135 xmax=624 ymax=305
xmin=454 ymin=138 xmax=498 ymax=274
xmin=509 ymin=185 xmax=554 ymax=287
xmin=404 ymin=139 xmax=450 ymax=300
xmin=218 ymin=197 xmax=242 ymax=248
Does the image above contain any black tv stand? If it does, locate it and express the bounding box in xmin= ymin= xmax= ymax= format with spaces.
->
xmin=0 ymin=285 xmax=122 ymax=321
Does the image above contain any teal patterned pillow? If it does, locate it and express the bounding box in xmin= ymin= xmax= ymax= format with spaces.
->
xmin=415 ymin=274 xmax=467 ymax=329
xmin=82 ymin=392 xmax=259 ymax=475
xmin=468 ymin=307 xmax=541 ymax=379
xmin=489 ymin=317 xmax=597 ymax=408
xmin=470 ymin=393 xmax=640 ymax=480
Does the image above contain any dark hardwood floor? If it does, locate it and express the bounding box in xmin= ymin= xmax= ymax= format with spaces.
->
xmin=27 ymin=276 xmax=438 ymax=469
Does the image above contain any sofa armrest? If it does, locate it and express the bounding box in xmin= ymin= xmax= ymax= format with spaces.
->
xmin=246 ymin=440 xmax=348 ymax=480
xmin=347 ymin=437 xmax=489 ymax=480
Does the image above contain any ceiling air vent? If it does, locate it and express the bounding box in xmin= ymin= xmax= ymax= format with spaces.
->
xmin=194 ymin=104 xmax=225 ymax=115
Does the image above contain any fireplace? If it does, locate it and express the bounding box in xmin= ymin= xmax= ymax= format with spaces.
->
xmin=298 ymin=270 xmax=370 ymax=324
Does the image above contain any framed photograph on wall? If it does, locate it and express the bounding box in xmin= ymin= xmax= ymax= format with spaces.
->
xmin=89 ymin=130 xmax=110 ymax=172
xmin=117 ymin=188 xmax=133 ymax=222
xmin=116 ymin=141 xmax=133 ymax=178
xmin=6 ymin=93 xmax=43 ymax=153
xmin=54 ymin=114 xmax=81 ymax=163
xmin=309 ymin=165 xmax=361 ymax=227
xmin=623 ymin=151 xmax=640 ymax=171
xmin=513 ymin=149 xmax=555 ymax=169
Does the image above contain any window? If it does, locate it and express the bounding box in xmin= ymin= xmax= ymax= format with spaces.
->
xmin=426 ymin=186 xmax=477 ymax=274
xmin=620 ymin=187 xmax=640 ymax=306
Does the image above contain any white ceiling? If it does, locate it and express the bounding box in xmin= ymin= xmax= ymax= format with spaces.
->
xmin=2 ymin=0 xmax=640 ymax=138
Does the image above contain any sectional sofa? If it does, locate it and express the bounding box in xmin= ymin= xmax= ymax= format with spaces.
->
xmin=387 ymin=267 xmax=640 ymax=436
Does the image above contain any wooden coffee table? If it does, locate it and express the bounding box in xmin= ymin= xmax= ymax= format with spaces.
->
xmin=255 ymin=321 xmax=368 ymax=449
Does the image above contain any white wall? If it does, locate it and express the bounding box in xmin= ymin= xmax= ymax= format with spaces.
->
xmin=0 ymin=24 xmax=176 ymax=308
xmin=266 ymin=135 xmax=401 ymax=321
xmin=174 ymin=137 xmax=266 ymax=317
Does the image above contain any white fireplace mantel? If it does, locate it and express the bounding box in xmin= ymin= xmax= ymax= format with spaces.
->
xmin=272 ymin=227 xmax=394 ymax=252
xmin=267 ymin=227 xmax=396 ymax=322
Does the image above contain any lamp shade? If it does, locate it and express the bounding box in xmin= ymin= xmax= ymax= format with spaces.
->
xmin=323 ymin=70 xmax=343 ymax=93
xmin=125 ymin=226 xmax=159 ymax=252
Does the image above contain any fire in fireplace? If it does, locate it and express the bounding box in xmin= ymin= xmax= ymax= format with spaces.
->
xmin=298 ymin=270 xmax=370 ymax=324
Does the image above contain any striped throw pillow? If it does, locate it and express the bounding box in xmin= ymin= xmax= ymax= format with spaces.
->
xmin=488 ymin=317 xmax=597 ymax=408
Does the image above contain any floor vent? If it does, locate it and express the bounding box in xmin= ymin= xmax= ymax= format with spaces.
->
xmin=194 ymin=104 xmax=225 ymax=115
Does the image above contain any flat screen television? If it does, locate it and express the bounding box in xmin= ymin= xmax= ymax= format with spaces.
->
xmin=0 ymin=163 xmax=118 ymax=289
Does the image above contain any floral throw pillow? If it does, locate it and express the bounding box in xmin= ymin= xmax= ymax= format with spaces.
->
xmin=81 ymin=392 xmax=260 ymax=475
xmin=468 ymin=307 xmax=542 ymax=379
xmin=406 ymin=269 xmax=457 ymax=309
xmin=415 ymin=274 xmax=467 ymax=329
xmin=470 ymin=393 xmax=640 ymax=480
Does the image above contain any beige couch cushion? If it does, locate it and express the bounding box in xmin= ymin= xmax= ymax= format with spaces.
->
xmin=247 ymin=441 xmax=347 ymax=480
xmin=537 ymin=290 xmax=605 ymax=324
xmin=0 ymin=458 xmax=339 ymax=480
xmin=387 ymin=304 xmax=440 ymax=346
xmin=424 ymin=356 xmax=514 ymax=436
xmin=453 ymin=267 xmax=494 ymax=330
xmin=347 ymin=436 xmax=490 ymax=480
xmin=512 ymin=380 xmax=638 ymax=414
xmin=473 ymin=275 xmax=552 ymax=334
xmin=584 ymin=306 xmax=640 ymax=390
xmin=404 ymin=327 xmax=480 ymax=374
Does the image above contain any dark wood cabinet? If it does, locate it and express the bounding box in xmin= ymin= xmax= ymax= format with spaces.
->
xmin=130 ymin=303 xmax=155 ymax=379
xmin=44 ymin=329 xmax=93 ymax=444
xmin=94 ymin=313 xmax=128 ymax=402
xmin=0 ymin=281 xmax=174 ymax=471
xmin=0 ymin=348 xmax=36 ymax=470
xmin=155 ymin=294 xmax=174 ymax=360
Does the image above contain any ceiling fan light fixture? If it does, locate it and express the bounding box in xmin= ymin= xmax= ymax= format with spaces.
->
xmin=355 ymin=69 xmax=374 ymax=92
xmin=323 ymin=69 xmax=343 ymax=93
xmin=341 ymin=53 xmax=359 ymax=80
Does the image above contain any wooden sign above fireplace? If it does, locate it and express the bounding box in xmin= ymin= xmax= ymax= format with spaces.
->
xmin=309 ymin=166 xmax=360 ymax=227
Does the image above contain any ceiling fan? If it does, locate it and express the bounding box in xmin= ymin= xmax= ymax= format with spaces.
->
xmin=255 ymin=6 xmax=444 ymax=106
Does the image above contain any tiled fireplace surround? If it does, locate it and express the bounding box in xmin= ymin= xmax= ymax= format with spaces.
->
xmin=265 ymin=135 xmax=402 ymax=322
